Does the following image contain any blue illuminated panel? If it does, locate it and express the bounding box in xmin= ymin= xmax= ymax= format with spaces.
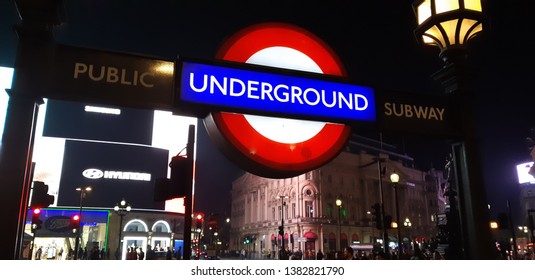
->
xmin=179 ymin=61 xmax=376 ymax=122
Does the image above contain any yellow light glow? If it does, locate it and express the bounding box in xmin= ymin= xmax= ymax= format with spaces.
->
xmin=439 ymin=19 xmax=459 ymax=45
xmin=423 ymin=25 xmax=445 ymax=47
xmin=465 ymin=0 xmax=482 ymax=11
xmin=460 ymin=19 xmax=482 ymax=43
xmin=490 ymin=221 xmax=498 ymax=229
xmin=152 ymin=61 xmax=174 ymax=75
xmin=435 ymin=0 xmax=459 ymax=14
xmin=417 ymin=0 xmax=432 ymax=24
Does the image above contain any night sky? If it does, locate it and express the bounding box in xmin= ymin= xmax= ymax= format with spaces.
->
xmin=1 ymin=0 xmax=534 ymax=221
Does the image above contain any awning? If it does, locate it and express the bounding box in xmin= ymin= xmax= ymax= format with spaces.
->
xmin=303 ymin=231 xmax=317 ymax=239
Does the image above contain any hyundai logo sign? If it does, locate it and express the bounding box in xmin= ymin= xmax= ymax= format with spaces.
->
xmin=82 ymin=168 xmax=151 ymax=181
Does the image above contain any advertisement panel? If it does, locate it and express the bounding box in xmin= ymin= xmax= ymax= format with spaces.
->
xmin=43 ymin=99 xmax=154 ymax=145
xmin=57 ymin=140 xmax=169 ymax=209
xmin=516 ymin=162 xmax=535 ymax=184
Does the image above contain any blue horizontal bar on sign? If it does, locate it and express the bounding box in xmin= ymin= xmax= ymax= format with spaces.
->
xmin=177 ymin=60 xmax=376 ymax=122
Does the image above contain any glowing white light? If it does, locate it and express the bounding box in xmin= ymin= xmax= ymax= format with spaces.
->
xmin=0 ymin=67 xmax=14 ymax=141
xmin=84 ymin=105 xmax=121 ymax=115
xmin=244 ymin=47 xmax=326 ymax=144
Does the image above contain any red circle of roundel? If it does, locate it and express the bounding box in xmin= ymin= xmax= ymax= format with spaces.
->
xmin=206 ymin=22 xmax=351 ymax=178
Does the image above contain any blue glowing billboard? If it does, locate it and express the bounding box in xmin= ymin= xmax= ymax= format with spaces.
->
xmin=177 ymin=60 xmax=376 ymax=122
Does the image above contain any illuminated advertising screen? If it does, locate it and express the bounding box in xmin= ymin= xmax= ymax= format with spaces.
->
xmin=43 ymin=99 xmax=154 ymax=145
xmin=516 ymin=162 xmax=535 ymax=184
xmin=57 ymin=140 xmax=169 ymax=209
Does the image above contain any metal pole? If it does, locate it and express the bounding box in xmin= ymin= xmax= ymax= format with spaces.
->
xmin=280 ymin=197 xmax=286 ymax=259
xmin=118 ymin=214 xmax=124 ymax=259
xmin=507 ymin=200 xmax=517 ymax=259
xmin=377 ymin=159 xmax=389 ymax=256
xmin=394 ymin=183 xmax=401 ymax=260
xmin=182 ymin=125 xmax=195 ymax=260
xmin=338 ymin=206 xmax=341 ymax=252
xmin=74 ymin=190 xmax=83 ymax=260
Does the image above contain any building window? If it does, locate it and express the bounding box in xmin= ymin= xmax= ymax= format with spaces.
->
xmin=305 ymin=201 xmax=314 ymax=218
xmin=272 ymin=207 xmax=275 ymax=220
xmin=292 ymin=203 xmax=296 ymax=218
xmin=305 ymin=172 xmax=311 ymax=180
xmin=327 ymin=203 xmax=333 ymax=218
xmin=327 ymin=174 xmax=332 ymax=183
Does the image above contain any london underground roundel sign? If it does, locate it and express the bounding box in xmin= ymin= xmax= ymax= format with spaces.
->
xmin=204 ymin=22 xmax=351 ymax=178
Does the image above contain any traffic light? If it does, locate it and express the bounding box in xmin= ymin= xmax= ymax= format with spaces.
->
xmin=195 ymin=213 xmax=204 ymax=229
xmin=30 ymin=181 xmax=55 ymax=209
xmin=371 ymin=203 xmax=382 ymax=229
xmin=278 ymin=226 xmax=284 ymax=235
xmin=153 ymin=155 xmax=191 ymax=202
xmin=154 ymin=178 xmax=171 ymax=202
xmin=31 ymin=208 xmax=42 ymax=233
xmin=71 ymin=214 xmax=80 ymax=232
xmin=169 ymin=155 xmax=191 ymax=197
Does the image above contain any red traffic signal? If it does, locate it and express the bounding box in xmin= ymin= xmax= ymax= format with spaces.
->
xmin=71 ymin=214 xmax=81 ymax=230
xmin=31 ymin=208 xmax=43 ymax=232
xmin=195 ymin=213 xmax=203 ymax=229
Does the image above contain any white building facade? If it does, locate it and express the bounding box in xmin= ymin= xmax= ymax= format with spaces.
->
xmin=229 ymin=148 xmax=445 ymax=259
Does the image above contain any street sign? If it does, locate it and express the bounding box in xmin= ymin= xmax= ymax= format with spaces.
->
xmin=43 ymin=44 xmax=175 ymax=110
xmin=176 ymin=58 xmax=376 ymax=123
xmin=375 ymin=88 xmax=455 ymax=137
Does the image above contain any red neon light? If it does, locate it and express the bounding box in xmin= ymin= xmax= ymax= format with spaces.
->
xmin=208 ymin=22 xmax=351 ymax=178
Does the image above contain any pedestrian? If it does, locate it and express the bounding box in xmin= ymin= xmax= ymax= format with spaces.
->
xmin=137 ymin=247 xmax=145 ymax=260
xmin=57 ymin=247 xmax=63 ymax=260
xmin=166 ymin=247 xmax=173 ymax=260
xmin=316 ymin=249 xmax=324 ymax=260
xmin=343 ymin=246 xmax=355 ymax=260
xmin=146 ymin=245 xmax=155 ymax=260
xmin=35 ymin=246 xmax=42 ymax=260
xmin=411 ymin=245 xmax=425 ymax=260
xmin=175 ymin=246 xmax=182 ymax=260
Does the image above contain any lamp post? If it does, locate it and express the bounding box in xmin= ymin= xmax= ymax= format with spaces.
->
xmin=74 ymin=186 xmax=91 ymax=260
xmin=390 ymin=171 xmax=401 ymax=259
xmin=404 ymin=218 xmax=412 ymax=252
xmin=336 ymin=198 xmax=342 ymax=252
xmin=114 ymin=198 xmax=131 ymax=259
xmin=276 ymin=195 xmax=288 ymax=260
xmin=412 ymin=0 xmax=494 ymax=259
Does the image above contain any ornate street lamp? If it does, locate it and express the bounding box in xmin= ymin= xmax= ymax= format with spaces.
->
xmin=74 ymin=186 xmax=91 ymax=260
xmin=336 ymin=198 xmax=343 ymax=252
xmin=413 ymin=0 xmax=483 ymax=60
xmin=390 ymin=171 xmax=401 ymax=259
xmin=412 ymin=0 xmax=494 ymax=259
xmin=114 ymin=198 xmax=131 ymax=259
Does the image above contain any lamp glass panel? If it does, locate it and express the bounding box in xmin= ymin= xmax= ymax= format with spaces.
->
xmin=424 ymin=24 xmax=446 ymax=47
xmin=439 ymin=19 xmax=459 ymax=45
xmin=435 ymin=0 xmax=459 ymax=14
xmin=417 ymin=0 xmax=432 ymax=24
xmin=459 ymin=19 xmax=482 ymax=44
xmin=464 ymin=0 xmax=482 ymax=11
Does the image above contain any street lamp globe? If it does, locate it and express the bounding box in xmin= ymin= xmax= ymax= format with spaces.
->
xmin=336 ymin=198 xmax=342 ymax=207
xmin=390 ymin=171 xmax=399 ymax=184
xmin=412 ymin=0 xmax=484 ymax=59
xmin=404 ymin=218 xmax=412 ymax=227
